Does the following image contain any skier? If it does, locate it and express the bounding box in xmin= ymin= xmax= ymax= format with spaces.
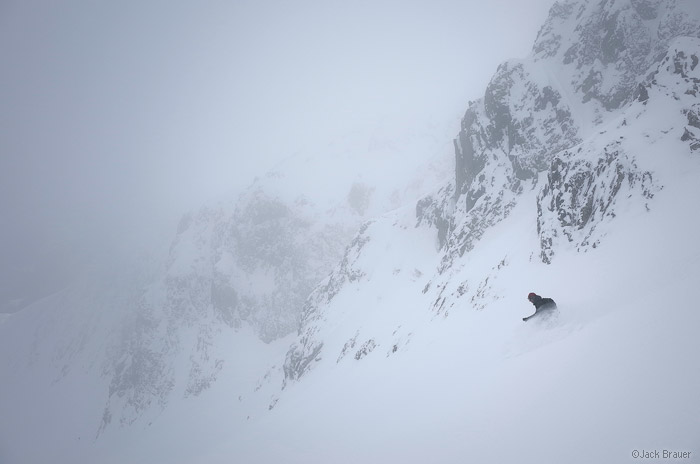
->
xmin=523 ymin=292 xmax=557 ymax=321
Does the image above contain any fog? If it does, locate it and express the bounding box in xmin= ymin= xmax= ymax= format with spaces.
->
xmin=0 ymin=0 xmax=553 ymax=312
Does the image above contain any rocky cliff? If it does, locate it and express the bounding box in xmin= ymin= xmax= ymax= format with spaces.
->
xmin=283 ymin=0 xmax=700 ymax=384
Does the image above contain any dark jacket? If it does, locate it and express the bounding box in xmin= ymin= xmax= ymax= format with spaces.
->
xmin=530 ymin=295 xmax=556 ymax=310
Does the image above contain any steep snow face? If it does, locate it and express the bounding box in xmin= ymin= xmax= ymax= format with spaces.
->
xmin=156 ymin=122 xmax=453 ymax=342
xmin=93 ymin=188 xmax=355 ymax=433
xmin=280 ymin=0 xmax=700 ymax=436
xmin=0 ymin=119 xmax=455 ymax=458
xmin=80 ymin=4 xmax=699 ymax=461
xmin=423 ymin=0 xmax=700 ymax=278
xmin=3 ymin=1 xmax=700 ymax=463
xmin=536 ymin=139 xmax=658 ymax=263
xmin=95 ymin=124 xmax=454 ymax=435
xmin=538 ymin=37 xmax=700 ymax=262
xmin=265 ymin=15 xmax=700 ymax=462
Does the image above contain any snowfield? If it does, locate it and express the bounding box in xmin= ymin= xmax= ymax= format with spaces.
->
xmin=1 ymin=1 xmax=700 ymax=463
xmin=213 ymin=145 xmax=699 ymax=464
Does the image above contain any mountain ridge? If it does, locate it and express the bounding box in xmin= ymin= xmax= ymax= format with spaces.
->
xmin=1 ymin=1 xmax=699 ymax=462
xmin=279 ymin=0 xmax=700 ymax=396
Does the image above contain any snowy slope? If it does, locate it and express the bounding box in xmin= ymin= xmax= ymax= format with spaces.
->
xmin=2 ymin=1 xmax=700 ymax=463
xmin=93 ymin=125 xmax=453 ymax=437
xmin=245 ymin=1 xmax=700 ymax=462
xmin=282 ymin=0 xmax=700 ymax=385
xmin=217 ymin=154 xmax=700 ymax=464
xmin=0 ymin=120 xmax=454 ymax=463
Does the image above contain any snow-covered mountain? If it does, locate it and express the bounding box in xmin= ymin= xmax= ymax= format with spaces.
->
xmin=269 ymin=0 xmax=700 ymax=462
xmin=94 ymin=122 xmax=452 ymax=433
xmin=282 ymin=0 xmax=700 ymax=381
xmin=2 ymin=1 xmax=700 ymax=463
xmin=0 ymin=120 xmax=453 ymax=463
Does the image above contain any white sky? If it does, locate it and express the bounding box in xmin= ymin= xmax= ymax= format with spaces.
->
xmin=0 ymin=0 xmax=554 ymax=308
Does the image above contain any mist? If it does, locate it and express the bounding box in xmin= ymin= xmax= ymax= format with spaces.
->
xmin=0 ymin=0 xmax=554 ymax=312
xmin=3 ymin=1 xmax=700 ymax=462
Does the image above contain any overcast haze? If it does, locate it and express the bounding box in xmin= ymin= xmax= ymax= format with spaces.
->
xmin=0 ymin=0 xmax=554 ymax=311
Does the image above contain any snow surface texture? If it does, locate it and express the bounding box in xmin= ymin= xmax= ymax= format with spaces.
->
xmin=2 ymin=0 xmax=700 ymax=463
xmin=278 ymin=1 xmax=700 ymax=462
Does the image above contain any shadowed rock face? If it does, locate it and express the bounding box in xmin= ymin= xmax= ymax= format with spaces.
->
xmin=282 ymin=221 xmax=373 ymax=383
xmin=158 ymin=189 xmax=355 ymax=344
xmin=283 ymin=0 xmax=700 ymax=387
xmin=416 ymin=183 xmax=454 ymax=249
xmin=444 ymin=57 xmax=581 ymax=271
xmin=97 ymin=186 xmax=357 ymax=432
xmin=86 ymin=120 xmax=452 ymax=432
xmin=454 ymin=62 xmax=579 ymax=197
xmin=272 ymin=3 xmax=700 ymax=397
xmin=536 ymin=141 xmax=658 ymax=263
xmin=536 ymin=35 xmax=700 ymax=265
xmin=647 ymin=38 xmax=700 ymax=150
xmin=438 ymin=0 xmax=700 ymax=267
xmin=534 ymin=0 xmax=700 ymax=110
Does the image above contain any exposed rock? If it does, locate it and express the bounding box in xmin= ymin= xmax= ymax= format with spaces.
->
xmin=415 ymin=183 xmax=454 ymax=249
xmin=537 ymin=141 xmax=658 ymax=263
xmin=354 ymin=340 xmax=377 ymax=360
xmin=283 ymin=341 xmax=323 ymax=384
